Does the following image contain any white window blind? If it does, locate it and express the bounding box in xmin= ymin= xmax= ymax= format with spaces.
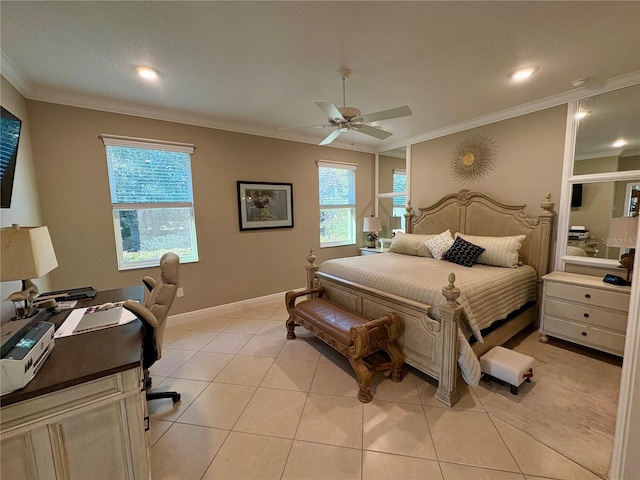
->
xmin=100 ymin=135 xmax=198 ymax=269
xmin=317 ymin=161 xmax=357 ymax=247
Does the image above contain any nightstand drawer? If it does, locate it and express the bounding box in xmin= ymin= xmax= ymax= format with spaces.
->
xmin=546 ymin=281 xmax=629 ymax=311
xmin=544 ymin=316 xmax=626 ymax=355
xmin=545 ymin=299 xmax=628 ymax=333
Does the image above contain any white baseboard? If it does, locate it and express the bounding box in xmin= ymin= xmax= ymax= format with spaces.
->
xmin=167 ymin=288 xmax=304 ymax=325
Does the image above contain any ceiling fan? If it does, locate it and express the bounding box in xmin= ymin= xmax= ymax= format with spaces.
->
xmin=281 ymin=68 xmax=412 ymax=146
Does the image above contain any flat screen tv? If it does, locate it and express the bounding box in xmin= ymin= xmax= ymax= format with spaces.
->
xmin=1 ymin=107 xmax=22 ymax=208
xmin=571 ymin=183 xmax=583 ymax=208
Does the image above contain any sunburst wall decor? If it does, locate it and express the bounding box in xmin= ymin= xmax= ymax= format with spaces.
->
xmin=449 ymin=133 xmax=499 ymax=184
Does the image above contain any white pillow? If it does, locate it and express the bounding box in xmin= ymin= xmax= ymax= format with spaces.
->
xmin=424 ymin=230 xmax=455 ymax=260
xmin=455 ymin=233 xmax=526 ymax=268
xmin=389 ymin=232 xmax=438 ymax=257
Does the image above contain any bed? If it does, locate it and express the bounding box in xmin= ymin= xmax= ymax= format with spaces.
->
xmin=303 ymin=189 xmax=555 ymax=406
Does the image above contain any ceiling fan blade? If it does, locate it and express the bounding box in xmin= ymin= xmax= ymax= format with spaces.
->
xmin=315 ymin=101 xmax=345 ymax=122
xmin=278 ymin=124 xmax=331 ymax=131
xmin=319 ymin=129 xmax=343 ymax=146
xmin=356 ymin=124 xmax=393 ymax=140
xmin=359 ymin=105 xmax=412 ymax=123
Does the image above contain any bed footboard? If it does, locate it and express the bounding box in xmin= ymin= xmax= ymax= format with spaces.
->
xmin=305 ymin=249 xmax=463 ymax=407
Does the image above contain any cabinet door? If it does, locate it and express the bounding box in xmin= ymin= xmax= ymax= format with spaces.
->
xmin=49 ymin=399 xmax=145 ymax=479
xmin=1 ymin=433 xmax=38 ymax=479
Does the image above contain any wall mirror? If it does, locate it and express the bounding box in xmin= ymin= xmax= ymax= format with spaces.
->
xmin=563 ymin=83 xmax=640 ymax=263
xmin=376 ymin=147 xmax=408 ymax=243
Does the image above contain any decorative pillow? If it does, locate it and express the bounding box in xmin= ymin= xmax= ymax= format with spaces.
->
xmin=456 ymin=233 xmax=526 ymax=268
xmin=424 ymin=230 xmax=455 ymax=260
xmin=442 ymin=237 xmax=485 ymax=267
xmin=388 ymin=232 xmax=437 ymax=257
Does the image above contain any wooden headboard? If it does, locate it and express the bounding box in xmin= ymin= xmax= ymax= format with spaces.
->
xmin=405 ymin=190 xmax=555 ymax=280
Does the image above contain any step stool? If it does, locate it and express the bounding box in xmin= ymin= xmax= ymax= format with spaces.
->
xmin=479 ymin=346 xmax=534 ymax=395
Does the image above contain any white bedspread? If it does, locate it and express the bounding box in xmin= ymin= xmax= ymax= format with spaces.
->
xmin=318 ymin=253 xmax=537 ymax=387
xmin=319 ymin=252 xmax=537 ymax=342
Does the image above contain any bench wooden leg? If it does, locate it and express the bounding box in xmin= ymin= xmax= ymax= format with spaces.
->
xmin=286 ymin=317 xmax=297 ymax=340
xmin=385 ymin=341 xmax=404 ymax=383
xmin=348 ymin=357 xmax=373 ymax=403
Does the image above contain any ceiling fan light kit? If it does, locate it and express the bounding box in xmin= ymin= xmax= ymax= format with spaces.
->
xmin=285 ymin=67 xmax=412 ymax=146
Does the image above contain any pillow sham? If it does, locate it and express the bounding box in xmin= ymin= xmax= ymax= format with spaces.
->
xmin=455 ymin=233 xmax=526 ymax=268
xmin=388 ymin=232 xmax=437 ymax=257
xmin=424 ymin=230 xmax=455 ymax=260
xmin=442 ymin=237 xmax=485 ymax=267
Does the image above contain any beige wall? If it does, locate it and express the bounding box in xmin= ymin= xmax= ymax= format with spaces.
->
xmin=26 ymin=101 xmax=374 ymax=315
xmin=8 ymin=96 xmax=566 ymax=319
xmin=410 ymin=106 xmax=567 ymax=219
xmin=0 ymin=77 xmax=51 ymax=322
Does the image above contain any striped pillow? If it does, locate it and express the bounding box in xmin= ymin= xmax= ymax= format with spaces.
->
xmin=455 ymin=233 xmax=526 ymax=268
xmin=388 ymin=232 xmax=438 ymax=257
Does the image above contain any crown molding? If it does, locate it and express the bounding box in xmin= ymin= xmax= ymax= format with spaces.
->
xmin=379 ymin=71 xmax=640 ymax=153
xmin=3 ymin=51 xmax=637 ymax=156
xmin=0 ymin=50 xmax=31 ymax=94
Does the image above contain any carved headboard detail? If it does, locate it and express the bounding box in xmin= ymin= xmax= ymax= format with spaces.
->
xmin=405 ymin=190 xmax=555 ymax=280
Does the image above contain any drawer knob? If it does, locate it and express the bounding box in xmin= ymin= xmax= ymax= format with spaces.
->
xmin=581 ymin=331 xmax=588 ymax=336
xmin=583 ymin=313 xmax=590 ymax=318
xmin=585 ymin=294 xmax=591 ymax=299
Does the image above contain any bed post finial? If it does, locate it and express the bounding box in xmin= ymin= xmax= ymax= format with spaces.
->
xmin=442 ymin=273 xmax=460 ymax=306
xmin=306 ymin=248 xmax=318 ymax=290
xmin=540 ymin=193 xmax=554 ymax=216
xmin=404 ymin=201 xmax=413 ymax=233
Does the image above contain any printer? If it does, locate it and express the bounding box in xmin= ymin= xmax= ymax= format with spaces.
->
xmin=569 ymin=225 xmax=590 ymax=240
xmin=1 ymin=315 xmax=55 ymax=395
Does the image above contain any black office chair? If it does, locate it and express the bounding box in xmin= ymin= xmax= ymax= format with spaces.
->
xmin=124 ymin=252 xmax=181 ymax=403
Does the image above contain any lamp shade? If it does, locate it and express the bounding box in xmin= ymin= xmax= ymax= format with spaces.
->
xmin=363 ymin=216 xmax=382 ymax=233
xmin=389 ymin=216 xmax=402 ymax=229
xmin=1 ymin=225 xmax=58 ymax=282
xmin=606 ymin=217 xmax=639 ymax=249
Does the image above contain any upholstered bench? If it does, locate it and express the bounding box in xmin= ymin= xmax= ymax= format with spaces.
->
xmin=285 ymin=286 xmax=404 ymax=403
xmin=479 ymin=346 xmax=535 ymax=395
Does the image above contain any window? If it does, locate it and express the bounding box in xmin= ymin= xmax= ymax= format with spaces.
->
xmin=318 ymin=161 xmax=357 ymax=247
xmin=100 ymin=135 xmax=198 ymax=269
xmin=392 ymin=168 xmax=407 ymax=230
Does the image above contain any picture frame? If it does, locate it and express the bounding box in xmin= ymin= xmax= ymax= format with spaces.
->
xmin=237 ymin=181 xmax=294 ymax=231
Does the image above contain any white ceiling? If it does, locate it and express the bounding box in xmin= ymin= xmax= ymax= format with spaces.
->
xmin=1 ymin=1 xmax=639 ymax=154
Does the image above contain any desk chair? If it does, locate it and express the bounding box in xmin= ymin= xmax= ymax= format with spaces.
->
xmin=124 ymin=252 xmax=181 ymax=403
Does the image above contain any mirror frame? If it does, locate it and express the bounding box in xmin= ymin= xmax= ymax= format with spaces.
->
xmin=375 ymin=145 xmax=411 ymax=243
xmin=555 ymin=90 xmax=640 ymax=271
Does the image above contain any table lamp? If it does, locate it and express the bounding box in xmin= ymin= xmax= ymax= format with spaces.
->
xmin=389 ymin=216 xmax=402 ymax=237
xmin=606 ymin=216 xmax=638 ymax=282
xmin=1 ymin=224 xmax=58 ymax=318
xmin=363 ymin=215 xmax=382 ymax=248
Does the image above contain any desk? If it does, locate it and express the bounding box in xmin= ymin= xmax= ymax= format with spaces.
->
xmin=1 ymin=287 xmax=150 ymax=479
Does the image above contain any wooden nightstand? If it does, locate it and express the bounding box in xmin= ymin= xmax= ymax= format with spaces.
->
xmin=540 ymin=271 xmax=630 ymax=356
xmin=359 ymin=247 xmax=388 ymax=255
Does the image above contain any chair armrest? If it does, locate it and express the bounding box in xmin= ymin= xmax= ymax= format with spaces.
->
xmin=142 ymin=276 xmax=156 ymax=293
xmin=123 ymin=299 xmax=159 ymax=330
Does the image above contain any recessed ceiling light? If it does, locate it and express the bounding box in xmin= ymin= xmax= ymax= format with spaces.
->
xmin=511 ymin=67 xmax=536 ymax=82
xmin=612 ymin=139 xmax=626 ymax=148
xmin=576 ymin=111 xmax=588 ymax=120
xmin=136 ymin=67 xmax=158 ymax=80
xmin=571 ymin=78 xmax=589 ymax=88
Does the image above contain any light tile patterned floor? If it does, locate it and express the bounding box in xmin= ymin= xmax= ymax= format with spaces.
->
xmin=148 ymin=297 xmax=605 ymax=480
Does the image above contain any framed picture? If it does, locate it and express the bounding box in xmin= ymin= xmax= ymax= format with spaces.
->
xmin=237 ymin=181 xmax=294 ymax=231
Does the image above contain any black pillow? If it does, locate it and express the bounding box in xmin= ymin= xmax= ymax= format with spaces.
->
xmin=442 ymin=237 xmax=485 ymax=267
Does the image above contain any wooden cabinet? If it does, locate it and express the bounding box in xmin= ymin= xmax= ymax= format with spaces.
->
xmin=540 ymin=271 xmax=630 ymax=356
xmin=0 ymin=367 xmax=149 ymax=480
